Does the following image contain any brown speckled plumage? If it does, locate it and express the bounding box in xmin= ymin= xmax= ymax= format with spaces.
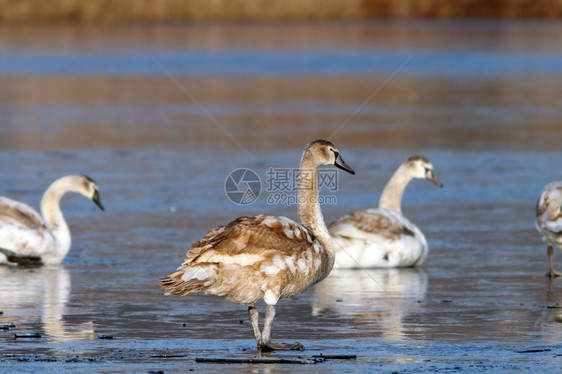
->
xmin=160 ymin=214 xmax=329 ymax=305
xmin=330 ymin=210 xmax=415 ymax=241
xmin=0 ymin=200 xmax=46 ymax=232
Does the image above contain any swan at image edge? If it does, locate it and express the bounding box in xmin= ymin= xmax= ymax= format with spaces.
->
xmin=536 ymin=181 xmax=562 ymax=277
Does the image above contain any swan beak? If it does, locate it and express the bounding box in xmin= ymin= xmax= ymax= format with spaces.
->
xmin=427 ymin=172 xmax=443 ymax=188
xmin=334 ymin=152 xmax=355 ymax=175
xmin=93 ymin=190 xmax=105 ymax=211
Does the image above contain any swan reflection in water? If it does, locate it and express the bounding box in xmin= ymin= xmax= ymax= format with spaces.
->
xmin=311 ymin=267 xmax=427 ymax=341
xmin=545 ymin=278 xmax=562 ymax=324
xmin=0 ymin=265 xmax=94 ymax=341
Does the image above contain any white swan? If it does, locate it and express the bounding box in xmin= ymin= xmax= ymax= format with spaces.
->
xmin=160 ymin=139 xmax=355 ymax=351
xmin=0 ymin=175 xmax=104 ymax=266
xmin=536 ymin=181 xmax=562 ymax=277
xmin=329 ymin=156 xmax=442 ymax=268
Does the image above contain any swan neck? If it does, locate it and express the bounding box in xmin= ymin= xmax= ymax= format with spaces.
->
xmin=378 ymin=163 xmax=413 ymax=213
xmin=40 ymin=183 xmax=71 ymax=258
xmin=297 ymin=157 xmax=334 ymax=276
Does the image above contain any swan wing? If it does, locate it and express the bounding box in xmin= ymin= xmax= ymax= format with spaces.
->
xmin=329 ymin=208 xmax=417 ymax=242
xmin=182 ymin=214 xmax=317 ymax=266
xmin=0 ymin=197 xmax=53 ymax=258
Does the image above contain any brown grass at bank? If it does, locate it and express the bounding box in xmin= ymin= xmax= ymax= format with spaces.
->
xmin=1 ymin=0 xmax=562 ymax=23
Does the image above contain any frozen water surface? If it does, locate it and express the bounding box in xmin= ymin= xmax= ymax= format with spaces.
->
xmin=1 ymin=21 xmax=562 ymax=373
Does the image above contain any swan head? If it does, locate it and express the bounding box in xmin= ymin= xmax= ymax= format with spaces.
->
xmin=304 ymin=140 xmax=355 ymax=175
xmin=47 ymin=175 xmax=104 ymax=211
xmin=405 ymin=156 xmax=442 ymax=188
xmin=78 ymin=175 xmax=104 ymax=211
xmin=54 ymin=175 xmax=105 ymax=211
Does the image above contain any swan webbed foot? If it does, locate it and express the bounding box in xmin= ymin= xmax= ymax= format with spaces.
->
xmin=259 ymin=341 xmax=305 ymax=351
xmin=251 ymin=304 xmax=305 ymax=352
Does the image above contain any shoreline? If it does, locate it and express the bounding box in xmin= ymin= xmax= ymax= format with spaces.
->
xmin=1 ymin=0 xmax=562 ymax=23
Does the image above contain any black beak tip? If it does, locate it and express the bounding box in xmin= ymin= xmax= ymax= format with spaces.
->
xmin=335 ymin=162 xmax=355 ymax=175
xmin=428 ymin=174 xmax=443 ymax=189
xmin=95 ymin=200 xmax=105 ymax=211
xmin=334 ymin=153 xmax=355 ymax=175
xmin=93 ymin=192 xmax=104 ymax=211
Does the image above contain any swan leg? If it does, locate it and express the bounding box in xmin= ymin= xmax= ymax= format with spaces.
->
xmin=248 ymin=305 xmax=261 ymax=343
xmin=547 ymin=246 xmax=562 ymax=278
xmin=258 ymin=304 xmax=304 ymax=351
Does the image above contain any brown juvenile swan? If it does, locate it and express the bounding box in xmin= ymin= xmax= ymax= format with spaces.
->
xmin=160 ymin=140 xmax=355 ymax=351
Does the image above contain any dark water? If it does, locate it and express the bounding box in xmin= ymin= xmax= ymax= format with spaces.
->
xmin=1 ymin=21 xmax=562 ymax=373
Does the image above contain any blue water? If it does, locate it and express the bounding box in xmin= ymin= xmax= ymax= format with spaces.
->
xmin=2 ymin=50 xmax=562 ymax=76
xmin=1 ymin=21 xmax=562 ymax=77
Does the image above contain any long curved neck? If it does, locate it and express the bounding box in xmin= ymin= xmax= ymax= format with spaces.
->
xmin=378 ymin=163 xmax=413 ymax=213
xmin=40 ymin=180 xmax=72 ymax=259
xmin=297 ymin=157 xmax=334 ymax=278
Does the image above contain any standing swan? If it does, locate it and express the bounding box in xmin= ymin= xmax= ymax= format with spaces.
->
xmin=329 ymin=156 xmax=442 ymax=268
xmin=536 ymin=181 xmax=562 ymax=277
xmin=0 ymin=175 xmax=104 ymax=266
xmin=160 ymin=140 xmax=355 ymax=351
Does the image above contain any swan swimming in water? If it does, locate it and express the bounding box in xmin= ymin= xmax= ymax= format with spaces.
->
xmin=329 ymin=156 xmax=442 ymax=268
xmin=0 ymin=175 xmax=104 ymax=266
xmin=160 ymin=140 xmax=355 ymax=351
